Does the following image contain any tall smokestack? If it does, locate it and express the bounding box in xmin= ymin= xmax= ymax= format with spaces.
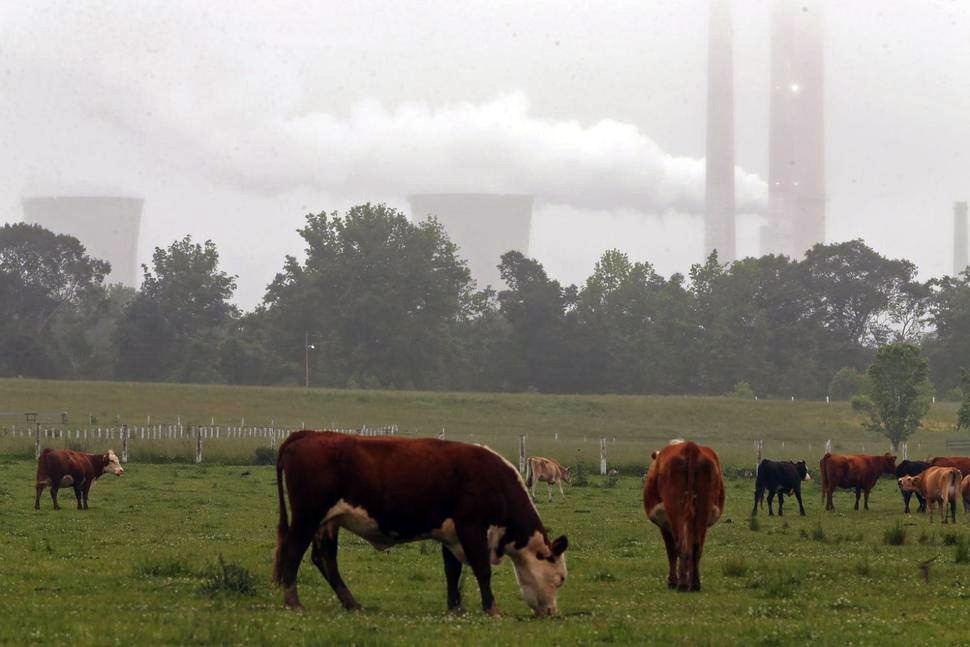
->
xmin=705 ymin=0 xmax=736 ymax=263
xmin=763 ymin=0 xmax=825 ymax=259
xmin=955 ymin=201 xmax=969 ymax=275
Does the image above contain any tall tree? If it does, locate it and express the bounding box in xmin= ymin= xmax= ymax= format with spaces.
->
xmin=864 ymin=342 xmax=932 ymax=449
xmin=115 ymin=236 xmax=238 ymax=382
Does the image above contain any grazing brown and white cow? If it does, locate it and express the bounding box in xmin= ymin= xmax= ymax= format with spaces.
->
xmin=898 ymin=466 xmax=962 ymax=524
xmin=643 ymin=440 xmax=725 ymax=592
xmin=819 ymin=453 xmax=896 ymax=511
xmin=273 ymin=431 xmax=569 ymax=616
xmin=526 ymin=456 xmax=571 ymax=501
xmin=34 ymin=448 xmax=124 ymax=510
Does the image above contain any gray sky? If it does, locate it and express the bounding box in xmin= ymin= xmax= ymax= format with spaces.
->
xmin=2 ymin=1 xmax=969 ymax=306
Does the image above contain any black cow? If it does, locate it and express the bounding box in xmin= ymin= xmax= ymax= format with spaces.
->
xmin=895 ymin=460 xmax=930 ymax=513
xmin=752 ymin=459 xmax=811 ymax=516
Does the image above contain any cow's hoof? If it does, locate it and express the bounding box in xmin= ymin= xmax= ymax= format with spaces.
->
xmin=485 ymin=606 xmax=501 ymax=618
xmin=448 ymin=605 xmax=466 ymax=615
xmin=667 ymin=580 xmax=677 ymax=590
xmin=284 ymin=602 xmax=305 ymax=612
xmin=676 ymin=584 xmax=691 ymax=593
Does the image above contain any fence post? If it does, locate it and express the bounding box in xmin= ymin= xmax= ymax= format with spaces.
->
xmin=756 ymin=439 xmax=763 ymax=471
xmin=518 ymin=435 xmax=526 ymax=474
xmin=34 ymin=423 xmax=41 ymax=459
xmin=825 ymin=438 xmax=832 ymax=454
xmin=195 ymin=426 xmax=203 ymax=464
xmin=600 ymin=437 xmax=607 ymax=475
xmin=121 ymin=424 xmax=129 ymax=464
xmin=438 ymin=428 xmax=445 ymax=440
xmin=901 ymin=441 xmax=909 ymax=460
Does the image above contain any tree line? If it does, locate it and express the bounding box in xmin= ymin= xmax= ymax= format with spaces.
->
xmin=1 ymin=202 xmax=968 ymax=400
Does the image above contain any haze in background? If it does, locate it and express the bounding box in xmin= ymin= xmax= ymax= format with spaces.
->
xmin=1 ymin=1 xmax=968 ymax=306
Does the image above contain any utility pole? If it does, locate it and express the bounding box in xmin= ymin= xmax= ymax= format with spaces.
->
xmin=304 ymin=332 xmax=314 ymax=389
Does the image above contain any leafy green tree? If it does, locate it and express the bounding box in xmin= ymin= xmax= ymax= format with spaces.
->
xmin=115 ymin=236 xmax=238 ymax=382
xmin=0 ymin=223 xmax=111 ymax=377
xmin=957 ymin=369 xmax=970 ymax=432
xmin=864 ymin=342 xmax=932 ymax=448
xmin=924 ymin=272 xmax=970 ymax=392
xmin=260 ymin=204 xmax=473 ymax=389
xmin=828 ymin=367 xmax=871 ymax=401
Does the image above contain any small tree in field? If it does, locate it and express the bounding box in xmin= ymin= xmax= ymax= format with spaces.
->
xmin=957 ymin=369 xmax=970 ymax=432
xmin=865 ymin=343 xmax=931 ymax=450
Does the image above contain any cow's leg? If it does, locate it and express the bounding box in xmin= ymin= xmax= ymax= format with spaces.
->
xmin=73 ymin=484 xmax=83 ymax=510
xmin=777 ymin=492 xmax=785 ymax=517
xmin=659 ymin=527 xmax=678 ymax=589
xmin=766 ymin=490 xmax=775 ymax=516
xmin=902 ymin=489 xmax=912 ymax=514
xmin=457 ymin=526 xmax=498 ymax=615
xmin=863 ymin=487 xmax=871 ymax=511
xmin=918 ymin=493 xmax=927 ymax=513
xmin=441 ymin=544 xmax=463 ymax=612
xmin=34 ymin=482 xmax=45 ymax=510
xmin=950 ymin=495 xmax=956 ymax=524
xmin=310 ymin=525 xmax=361 ymax=611
xmin=690 ymin=541 xmax=704 ymax=592
xmin=558 ymin=480 xmax=566 ymax=500
xmin=546 ymin=481 xmax=553 ymax=502
xmin=81 ymin=482 xmax=91 ymax=510
xmin=794 ymin=488 xmax=806 ymax=516
xmin=752 ymin=483 xmax=764 ymax=516
xmin=278 ymin=520 xmax=315 ymax=610
xmin=854 ymin=487 xmax=861 ymax=511
xmin=825 ymin=487 xmax=834 ymax=511
xmin=676 ymin=544 xmax=691 ymax=592
xmin=50 ymin=484 xmax=60 ymax=510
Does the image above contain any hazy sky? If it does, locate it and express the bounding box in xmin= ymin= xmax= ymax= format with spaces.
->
xmin=2 ymin=1 xmax=969 ymax=306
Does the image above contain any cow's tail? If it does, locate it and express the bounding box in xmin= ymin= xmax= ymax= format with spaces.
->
xmin=820 ymin=453 xmax=831 ymax=504
xmin=525 ymin=458 xmax=534 ymax=488
xmin=680 ymin=442 xmax=699 ymax=557
xmin=272 ymin=450 xmax=288 ymax=586
xmin=35 ymin=448 xmax=53 ymax=484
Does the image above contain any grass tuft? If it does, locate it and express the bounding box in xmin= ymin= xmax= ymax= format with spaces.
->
xmin=722 ymin=556 xmax=748 ymax=578
xmin=748 ymin=516 xmax=760 ymax=532
xmin=136 ymin=558 xmax=195 ymax=579
xmin=200 ymin=555 xmax=257 ymax=596
xmin=956 ymin=538 xmax=970 ymax=564
xmin=883 ymin=521 xmax=906 ymax=546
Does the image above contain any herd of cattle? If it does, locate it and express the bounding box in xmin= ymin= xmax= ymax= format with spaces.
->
xmin=28 ymin=433 xmax=970 ymax=617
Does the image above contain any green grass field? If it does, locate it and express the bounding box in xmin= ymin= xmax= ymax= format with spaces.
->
xmin=2 ymin=379 xmax=970 ymax=645
xmin=4 ymin=458 xmax=970 ymax=646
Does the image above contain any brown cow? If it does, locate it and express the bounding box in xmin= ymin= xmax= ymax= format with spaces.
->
xmin=643 ymin=440 xmax=725 ymax=592
xmin=961 ymin=474 xmax=970 ymax=513
xmin=898 ymin=466 xmax=962 ymax=523
xmin=930 ymin=456 xmax=970 ymax=476
xmin=526 ymin=456 xmax=571 ymax=501
xmin=273 ymin=431 xmax=568 ymax=616
xmin=34 ymin=448 xmax=124 ymax=510
xmin=819 ymin=452 xmax=896 ymax=511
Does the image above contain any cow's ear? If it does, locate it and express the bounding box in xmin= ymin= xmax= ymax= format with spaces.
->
xmin=551 ymin=535 xmax=568 ymax=556
xmin=651 ymin=451 xmax=659 ymax=460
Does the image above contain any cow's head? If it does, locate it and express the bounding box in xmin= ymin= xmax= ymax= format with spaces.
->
xmin=883 ymin=453 xmax=898 ymax=474
xmin=102 ymin=449 xmax=124 ymax=476
xmin=561 ymin=466 xmax=572 ymax=483
xmin=507 ymin=532 xmax=568 ymax=617
xmin=795 ymin=460 xmax=811 ymax=481
xmin=898 ymin=474 xmax=921 ymax=492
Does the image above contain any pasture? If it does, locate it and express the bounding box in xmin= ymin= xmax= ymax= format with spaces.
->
xmin=3 ymin=378 xmax=970 ymax=645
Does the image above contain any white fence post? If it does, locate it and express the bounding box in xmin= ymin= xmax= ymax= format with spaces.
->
xmin=600 ymin=437 xmax=607 ymax=475
xmin=195 ymin=426 xmax=203 ymax=464
xmin=34 ymin=423 xmax=41 ymax=459
xmin=121 ymin=424 xmax=129 ymax=463
xmin=825 ymin=438 xmax=832 ymax=454
xmin=518 ymin=435 xmax=526 ymax=474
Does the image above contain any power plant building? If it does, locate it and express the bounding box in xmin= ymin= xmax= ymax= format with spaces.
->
xmin=955 ymin=201 xmax=969 ymax=276
xmin=408 ymin=194 xmax=533 ymax=289
xmin=704 ymin=0 xmax=736 ymax=263
xmin=21 ymin=196 xmax=143 ymax=287
xmin=762 ymin=0 xmax=826 ymax=259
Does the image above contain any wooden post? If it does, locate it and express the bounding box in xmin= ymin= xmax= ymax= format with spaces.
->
xmin=195 ymin=426 xmax=203 ymax=464
xmin=756 ymin=440 xmax=763 ymax=472
xmin=600 ymin=437 xmax=607 ymax=476
xmin=121 ymin=424 xmax=129 ymax=463
xmin=825 ymin=438 xmax=832 ymax=454
xmin=34 ymin=423 xmax=41 ymax=459
xmin=438 ymin=428 xmax=445 ymax=440
xmin=518 ymin=435 xmax=526 ymax=474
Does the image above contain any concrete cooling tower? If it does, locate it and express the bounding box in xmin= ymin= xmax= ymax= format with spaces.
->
xmin=408 ymin=194 xmax=533 ymax=289
xmin=22 ymin=196 xmax=143 ymax=287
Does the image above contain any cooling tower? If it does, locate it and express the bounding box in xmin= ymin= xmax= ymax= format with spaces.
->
xmin=955 ymin=201 xmax=969 ymax=275
xmin=763 ymin=0 xmax=826 ymax=259
xmin=21 ymin=196 xmax=143 ymax=287
xmin=407 ymin=194 xmax=533 ymax=288
xmin=704 ymin=0 xmax=736 ymax=263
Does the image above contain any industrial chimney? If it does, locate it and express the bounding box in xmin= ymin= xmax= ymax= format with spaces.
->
xmin=955 ymin=201 xmax=969 ymax=276
xmin=407 ymin=193 xmax=533 ymax=289
xmin=704 ymin=0 xmax=736 ymax=264
xmin=763 ymin=0 xmax=826 ymax=259
xmin=21 ymin=196 xmax=143 ymax=287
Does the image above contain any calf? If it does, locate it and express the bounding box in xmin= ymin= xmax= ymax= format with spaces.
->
xmin=526 ymin=456 xmax=571 ymax=501
xmin=34 ymin=448 xmax=124 ymax=510
xmin=898 ymin=466 xmax=961 ymax=524
xmin=643 ymin=440 xmax=724 ymax=592
xmin=819 ymin=452 xmax=896 ymax=511
xmin=895 ymin=460 xmax=931 ymax=514
xmin=752 ymin=459 xmax=811 ymax=516
xmin=273 ymin=431 xmax=568 ymax=616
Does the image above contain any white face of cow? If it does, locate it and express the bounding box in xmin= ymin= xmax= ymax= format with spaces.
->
xmin=104 ymin=450 xmax=124 ymax=476
xmin=898 ymin=475 xmax=919 ymax=492
xmin=507 ymin=532 xmax=568 ymax=616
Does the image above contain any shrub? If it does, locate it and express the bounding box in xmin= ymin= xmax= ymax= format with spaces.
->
xmin=729 ymin=381 xmax=756 ymax=399
xmin=811 ymin=522 xmax=826 ymax=542
xmin=942 ymin=387 xmax=963 ymax=402
xmin=884 ymin=521 xmax=906 ymax=546
xmin=829 ymin=367 xmax=871 ymax=400
xmin=722 ymin=557 xmax=748 ymax=578
xmin=200 ymin=555 xmax=257 ymax=596
xmin=252 ymin=446 xmax=276 ymax=465
xmin=571 ymin=460 xmax=589 ymax=487
xmin=850 ymin=394 xmax=875 ymax=414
